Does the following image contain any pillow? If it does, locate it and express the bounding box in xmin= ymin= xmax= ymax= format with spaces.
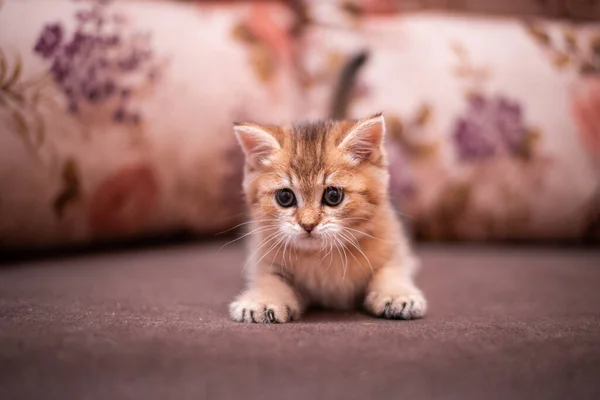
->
xmin=302 ymin=9 xmax=600 ymax=241
xmin=359 ymin=14 xmax=600 ymax=241
xmin=0 ymin=0 xmax=300 ymax=249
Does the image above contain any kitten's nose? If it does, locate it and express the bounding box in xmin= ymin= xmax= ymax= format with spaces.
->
xmin=300 ymin=223 xmax=316 ymax=233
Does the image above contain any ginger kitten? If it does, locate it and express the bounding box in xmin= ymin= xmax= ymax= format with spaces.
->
xmin=229 ymin=113 xmax=426 ymax=323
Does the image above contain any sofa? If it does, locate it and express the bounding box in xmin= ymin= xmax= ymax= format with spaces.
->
xmin=1 ymin=0 xmax=599 ymax=251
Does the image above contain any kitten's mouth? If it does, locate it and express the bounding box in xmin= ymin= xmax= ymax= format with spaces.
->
xmin=298 ymin=232 xmax=320 ymax=242
xmin=293 ymin=233 xmax=323 ymax=251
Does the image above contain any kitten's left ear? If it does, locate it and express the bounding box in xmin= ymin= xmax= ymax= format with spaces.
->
xmin=338 ymin=113 xmax=385 ymax=163
xmin=233 ymin=122 xmax=281 ymax=167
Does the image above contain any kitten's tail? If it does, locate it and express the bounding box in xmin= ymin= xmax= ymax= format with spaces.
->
xmin=329 ymin=50 xmax=369 ymax=120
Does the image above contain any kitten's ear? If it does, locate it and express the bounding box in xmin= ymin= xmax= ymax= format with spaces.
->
xmin=233 ymin=122 xmax=281 ymax=166
xmin=338 ymin=113 xmax=385 ymax=163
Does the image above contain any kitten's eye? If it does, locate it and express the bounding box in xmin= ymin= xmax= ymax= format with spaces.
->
xmin=275 ymin=188 xmax=296 ymax=208
xmin=322 ymin=187 xmax=344 ymax=207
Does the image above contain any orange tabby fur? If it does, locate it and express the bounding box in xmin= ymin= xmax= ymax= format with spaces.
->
xmin=230 ymin=114 xmax=426 ymax=323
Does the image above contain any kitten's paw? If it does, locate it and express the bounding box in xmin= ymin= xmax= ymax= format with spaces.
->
xmin=364 ymin=288 xmax=427 ymax=320
xmin=229 ymin=291 xmax=301 ymax=324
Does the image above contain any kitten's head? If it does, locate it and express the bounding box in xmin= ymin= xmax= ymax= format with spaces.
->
xmin=234 ymin=114 xmax=389 ymax=251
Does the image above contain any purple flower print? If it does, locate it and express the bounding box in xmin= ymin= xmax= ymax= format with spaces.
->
xmin=50 ymin=57 xmax=70 ymax=83
xmin=63 ymin=32 xmax=94 ymax=58
xmin=34 ymin=24 xmax=64 ymax=58
xmin=33 ymin=0 xmax=160 ymax=125
xmin=118 ymin=49 xmax=150 ymax=72
xmin=453 ymin=94 xmax=527 ymax=161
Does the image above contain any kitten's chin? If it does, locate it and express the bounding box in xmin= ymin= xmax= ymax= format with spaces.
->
xmin=292 ymin=235 xmax=322 ymax=252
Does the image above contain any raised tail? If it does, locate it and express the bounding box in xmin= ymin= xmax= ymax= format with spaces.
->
xmin=329 ymin=50 xmax=369 ymax=120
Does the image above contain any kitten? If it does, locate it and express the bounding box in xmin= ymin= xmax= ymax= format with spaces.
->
xmin=229 ymin=113 xmax=427 ymax=323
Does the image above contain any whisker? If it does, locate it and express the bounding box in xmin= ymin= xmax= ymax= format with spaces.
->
xmin=241 ymin=232 xmax=280 ymax=276
xmin=340 ymin=238 xmax=349 ymax=281
xmin=294 ymin=240 xmax=298 ymax=261
xmin=333 ymin=236 xmax=348 ymax=281
xmin=340 ymin=230 xmax=374 ymax=276
xmin=217 ymin=225 xmax=279 ymax=254
xmin=278 ymin=236 xmax=292 ymax=274
xmin=333 ymin=239 xmax=343 ymax=277
xmin=339 ymin=231 xmax=367 ymax=274
xmin=317 ymin=231 xmax=333 ymax=265
xmin=342 ymin=226 xmax=392 ymax=243
xmin=320 ymin=232 xmax=335 ymax=275
xmin=393 ymin=209 xmax=414 ymax=219
xmin=250 ymin=235 xmax=287 ymax=273
xmin=268 ymin=236 xmax=287 ymax=275
xmin=281 ymin=235 xmax=291 ymax=269
xmin=328 ymin=234 xmax=335 ymax=269
xmin=339 ymin=217 xmax=371 ymax=222
xmin=216 ymin=218 xmax=279 ymax=236
xmin=288 ymin=236 xmax=294 ymax=267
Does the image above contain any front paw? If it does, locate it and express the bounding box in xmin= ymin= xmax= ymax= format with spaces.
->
xmin=364 ymin=289 xmax=427 ymax=320
xmin=229 ymin=291 xmax=301 ymax=324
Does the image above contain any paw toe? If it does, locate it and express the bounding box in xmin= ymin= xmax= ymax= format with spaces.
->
xmin=229 ymin=299 xmax=298 ymax=324
xmin=266 ymin=304 xmax=296 ymax=323
xmin=390 ymin=297 xmax=426 ymax=320
xmin=366 ymin=291 xmax=427 ymax=320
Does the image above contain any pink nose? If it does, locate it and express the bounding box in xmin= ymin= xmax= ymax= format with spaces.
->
xmin=300 ymin=223 xmax=316 ymax=233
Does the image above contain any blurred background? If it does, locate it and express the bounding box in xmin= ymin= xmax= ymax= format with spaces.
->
xmin=0 ymin=0 xmax=599 ymax=252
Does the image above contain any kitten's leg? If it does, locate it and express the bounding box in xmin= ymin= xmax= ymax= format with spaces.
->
xmin=364 ymin=256 xmax=427 ymax=320
xmin=229 ymin=273 xmax=304 ymax=324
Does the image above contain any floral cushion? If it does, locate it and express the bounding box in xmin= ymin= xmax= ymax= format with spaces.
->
xmin=294 ymin=1 xmax=600 ymax=241
xmin=0 ymin=0 xmax=299 ymax=248
xmin=339 ymin=14 xmax=600 ymax=241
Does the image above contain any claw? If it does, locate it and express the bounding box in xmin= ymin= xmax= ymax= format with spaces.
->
xmin=383 ymin=302 xmax=392 ymax=318
xmin=266 ymin=309 xmax=277 ymax=323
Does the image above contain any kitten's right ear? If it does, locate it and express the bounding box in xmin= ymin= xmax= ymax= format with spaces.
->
xmin=233 ymin=122 xmax=281 ymax=166
xmin=338 ymin=113 xmax=385 ymax=164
